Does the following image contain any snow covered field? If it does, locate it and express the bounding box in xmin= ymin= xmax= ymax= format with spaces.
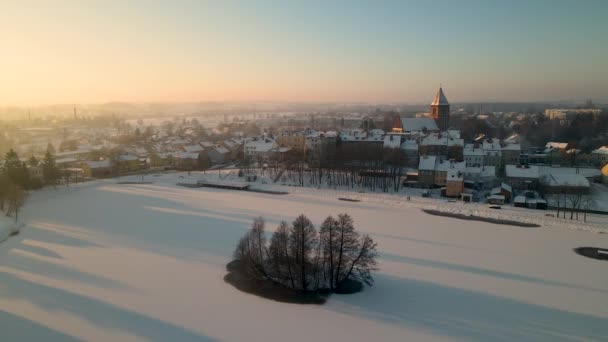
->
xmin=1 ymin=172 xmax=608 ymax=341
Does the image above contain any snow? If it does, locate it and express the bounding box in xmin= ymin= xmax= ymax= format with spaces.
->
xmin=1 ymin=173 xmax=608 ymax=341
xmin=0 ymin=216 xmax=21 ymax=244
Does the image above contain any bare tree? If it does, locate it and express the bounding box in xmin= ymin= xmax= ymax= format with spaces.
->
xmin=289 ymin=214 xmax=317 ymax=290
xmin=5 ymin=183 xmax=27 ymax=223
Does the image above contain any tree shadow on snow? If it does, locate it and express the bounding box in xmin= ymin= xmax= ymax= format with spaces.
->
xmin=329 ymin=273 xmax=608 ymax=341
xmin=0 ymin=272 xmax=219 ymax=342
xmin=0 ymin=310 xmax=82 ymax=342
xmin=380 ymin=252 xmax=608 ymax=295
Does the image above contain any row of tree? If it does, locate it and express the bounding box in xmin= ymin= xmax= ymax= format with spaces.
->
xmin=0 ymin=148 xmax=64 ymax=222
xmin=234 ymin=214 xmax=378 ymax=292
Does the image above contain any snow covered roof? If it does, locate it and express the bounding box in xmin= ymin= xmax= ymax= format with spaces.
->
xmin=435 ymin=160 xmax=466 ymax=172
xmin=545 ymin=142 xmax=568 ymax=152
xmin=592 ymin=146 xmax=608 ymax=155
xmin=199 ymin=141 xmax=214 ymax=148
xmin=464 ymin=166 xmax=496 ymax=178
xmin=447 ymin=169 xmax=463 ymax=181
xmin=86 ymin=160 xmax=111 ymax=169
xmin=502 ymin=143 xmax=521 ymax=151
xmin=184 ymin=144 xmax=205 ymax=153
xmin=505 ymin=164 xmax=539 ymax=179
xmin=56 ymin=157 xmax=78 ymax=164
xmin=119 ymin=154 xmax=139 ymax=161
xmin=430 ymin=87 xmax=449 ymax=106
xmin=400 ymin=139 xmax=418 ymax=150
xmin=464 ymin=144 xmax=484 ymax=156
xmin=245 ymin=138 xmax=277 ymax=152
xmin=177 ymin=152 xmax=199 ymax=159
xmin=542 ymin=174 xmax=590 ymax=188
xmin=418 ymin=155 xmax=437 ymax=170
xmin=213 ymin=146 xmax=230 ymax=154
xmin=482 ymin=139 xmax=501 ymax=151
xmin=400 ymin=118 xmax=439 ymax=132
xmin=421 ymin=133 xmax=463 ymax=147
xmin=383 ymin=134 xmax=401 ymax=149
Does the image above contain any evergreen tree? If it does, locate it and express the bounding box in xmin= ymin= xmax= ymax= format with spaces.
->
xmin=42 ymin=150 xmax=60 ymax=185
xmin=28 ymin=155 xmax=39 ymax=167
xmin=3 ymin=149 xmax=28 ymax=188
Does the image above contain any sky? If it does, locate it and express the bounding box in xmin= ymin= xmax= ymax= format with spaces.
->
xmin=0 ymin=0 xmax=607 ymax=106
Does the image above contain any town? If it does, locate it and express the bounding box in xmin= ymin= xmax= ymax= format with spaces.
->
xmin=2 ymin=88 xmax=607 ymax=217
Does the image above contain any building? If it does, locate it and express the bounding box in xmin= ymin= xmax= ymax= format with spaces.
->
xmin=430 ymin=87 xmax=450 ymax=131
xmin=208 ymin=146 xmax=230 ymax=165
xmin=418 ymin=155 xmax=437 ymax=187
xmin=464 ymin=143 xmax=484 ymax=167
xmin=244 ymin=137 xmax=278 ymax=162
xmin=445 ymin=169 xmax=464 ymax=197
xmin=490 ymin=183 xmax=513 ymax=203
xmin=434 ymin=159 xmax=466 ymax=187
xmin=505 ymin=164 xmax=540 ymax=190
xmin=419 ymin=132 xmax=464 ymax=161
xmin=82 ymin=160 xmax=112 ymax=178
xmin=277 ymin=131 xmax=306 ymax=154
xmin=592 ymin=146 xmax=608 ymax=167
xmin=541 ymin=173 xmax=590 ymax=195
xmin=501 ymin=142 xmax=521 ymax=166
xmin=392 ymin=117 xmax=438 ymax=135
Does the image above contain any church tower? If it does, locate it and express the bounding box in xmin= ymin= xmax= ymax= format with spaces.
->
xmin=430 ymin=87 xmax=450 ymax=131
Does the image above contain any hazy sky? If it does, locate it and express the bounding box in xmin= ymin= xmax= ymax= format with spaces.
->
xmin=1 ymin=0 xmax=606 ymax=106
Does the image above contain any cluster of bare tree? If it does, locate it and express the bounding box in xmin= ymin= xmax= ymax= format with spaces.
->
xmin=551 ymin=194 xmax=595 ymax=222
xmin=234 ymin=214 xmax=378 ymax=292
xmin=267 ymin=160 xmax=404 ymax=193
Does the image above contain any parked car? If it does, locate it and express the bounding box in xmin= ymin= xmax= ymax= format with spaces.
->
xmin=488 ymin=205 xmax=502 ymax=209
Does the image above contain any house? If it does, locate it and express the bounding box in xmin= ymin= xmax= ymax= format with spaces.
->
xmin=445 ymin=169 xmax=464 ymax=197
xmin=419 ymin=133 xmax=464 ymax=161
xmin=173 ymin=152 xmax=199 ymax=170
xmin=505 ymin=164 xmax=540 ymax=190
xmin=418 ymin=155 xmax=437 ymax=187
xmin=434 ymin=159 xmax=466 ymax=187
xmin=501 ymin=142 xmax=521 ymax=166
xmin=464 ymin=143 xmax=484 ymax=167
xmin=208 ymin=146 xmax=230 ymax=165
xmin=592 ymin=146 xmax=608 ymax=167
xmin=82 ymin=160 xmax=113 ymax=178
xmin=482 ymin=139 xmax=502 ymax=167
xmin=514 ymin=191 xmax=547 ymax=209
xmin=305 ymin=131 xmax=337 ymax=164
xmin=244 ymin=137 xmax=277 ymax=162
xmin=117 ymin=154 xmax=140 ymax=173
xmin=149 ymin=152 xmax=173 ymax=168
xmin=490 ymin=183 xmax=513 ymax=203
xmin=183 ymin=144 xmax=205 ymax=154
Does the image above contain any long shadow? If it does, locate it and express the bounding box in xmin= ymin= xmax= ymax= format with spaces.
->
xmin=0 ymin=272 xmax=218 ymax=342
xmin=372 ymin=232 xmax=502 ymax=254
xmin=329 ymin=274 xmax=608 ymax=341
xmin=381 ymin=252 xmax=608 ymax=295
xmin=1 ymin=252 xmax=131 ymax=291
xmin=0 ymin=310 xmax=82 ymax=342
xmin=16 ymin=243 xmax=64 ymax=259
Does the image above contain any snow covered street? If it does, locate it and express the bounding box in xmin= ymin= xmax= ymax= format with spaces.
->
xmin=1 ymin=173 xmax=608 ymax=341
